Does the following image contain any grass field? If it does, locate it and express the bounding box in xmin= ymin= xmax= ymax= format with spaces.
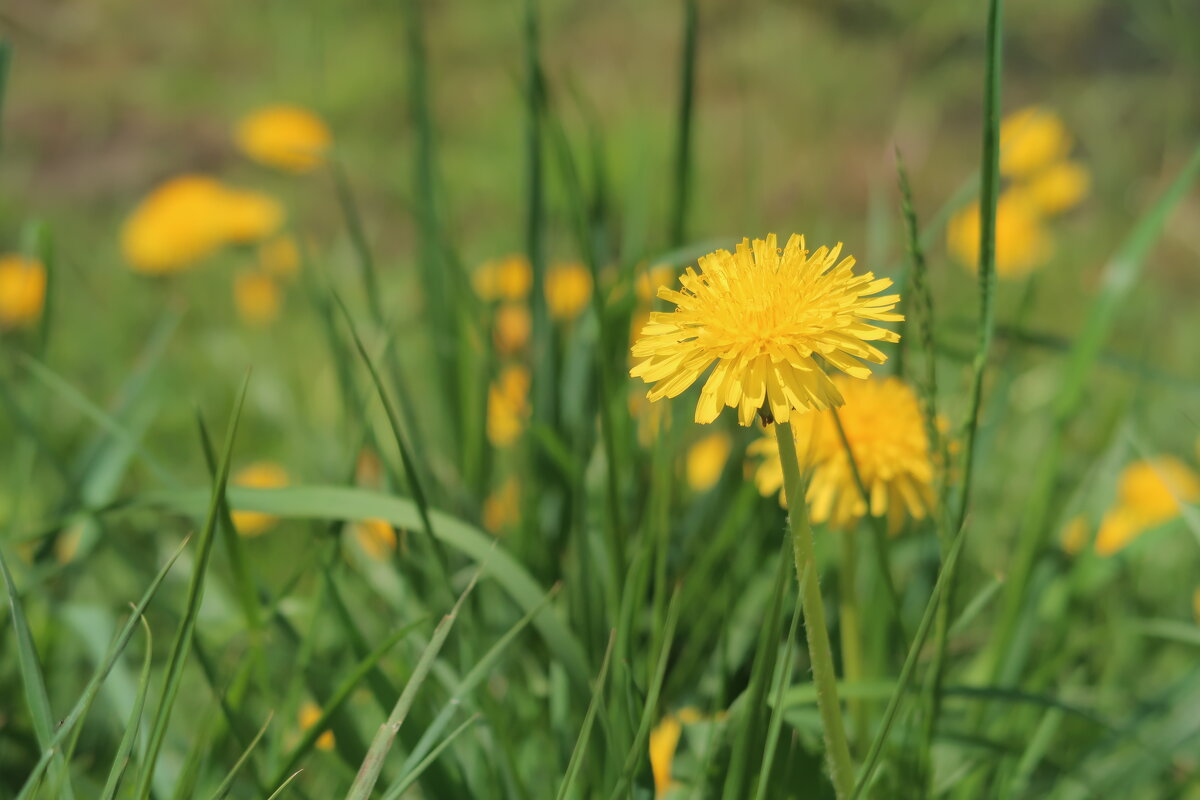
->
xmin=3 ymin=0 xmax=1200 ymax=798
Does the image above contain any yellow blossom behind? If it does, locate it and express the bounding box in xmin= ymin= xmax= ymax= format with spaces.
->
xmin=546 ymin=261 xmax=593 ymax=321
xmin=483 ymin=477 xmax=521 ymax=533
xmin=749 ymin=376 xmax=934 ymax=533
xmin=649 ymin=715 xmax=682 ymax=797
xmin=1095 ymin=457 xmax=1200 ymax=555
xmin=493 ymin=303 xmax=532 ymax=355
xmin=236 ymin=105 xmax=332 ymax=173
xmin=686 ymin=432 xmax=731 ymax=492
xmin=1059 ymin=515 xmax=1089 ymax=556
xmin=353 ymin=518 xmax=397 ymax=560
xmin=474 ymin=255 xmax=532 ymax=302
xmin=234 ymin=272 xmax=282 ymax=326
xmin=487 ymin=366 xmax=531 ymax=447
xmin=0 ymin=255 xmax=47 ymax=329
xmin=630 ymin=234 xmax=901 ymax=426
xmin=298 ymin=702 xmax=335 ymax=751
xmin=946 ymin=190 xmax=1051 ymax=279
xmin=635 ymin=263 xmax=676 ymax=303
xmin=221 ymin=189 xmax=285 ymax=243
xmin=1018 ymin=160 xmax=1090 ymax=216
xmin=121 ymin=175 xmax=232 ymax=274
xmin=999 ymin=106 xmax=1072 ymax=179
xmin=258 ymin=235 xmax=301 ymax=278
xmin=231 ymin=462 xmax=290 ymax=536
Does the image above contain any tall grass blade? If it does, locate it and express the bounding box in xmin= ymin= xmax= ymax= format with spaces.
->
xmin=206 ymin=712 xmax=274 ymax=800
xmin=382 ymin=714 xmax=481 ymax=800
xmin=98 ymin=616 xmax=154 ymax=800
xmin=555 ymin=631 xmax=616 ymax=800
xmin=668 ymin=0 xmax=698 ymax=247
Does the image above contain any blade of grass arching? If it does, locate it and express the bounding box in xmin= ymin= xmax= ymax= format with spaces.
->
xmin=922 ymin=0 xmax=1005 ymax=768
xmin=265 ymin=770 xmax=304 ymax=800
xmin=99 ymin=616 xmax=153 ymax=800
xmin=383 ymin=715 xmax=481 ymax=800
xmin=0 ymin=541 xmax=74 ymax=798
xmin=18 ymin=353 xmax=180 ymax=488
xmin=668 ymin=0 xmax=698 ymax=247
xmin=606 ymin=587 xmax=681 ymax=800
xmin=206 ymin=712 xmax=274 ymax=800
xmin=400 ymin=585 xmax=559 ymax=774
xmin=332 ymin=293 xmax=452 ymax=590
xmin=753 ymin=595 xmax=804 ymax=800
xmin=15 ymin=536 xmax=191 ymax=799
xmin=197 ymin=413 xmax=260 ymax=634
xmin=722 ymin=543 xmax=793 ymax=800
xmin=984 ymin=140 xmax=1200 ymax=688
xmin=345 ymin=569 xmax=482 ymax=800
xmin=136 ymin=485 xmax=592 ymax=689
xmin=267 ymin=615 xmax=429 ymax=789
xmin=133 ymin=375 xmax=250 ymax=800
xmin=555 ymin=631 xmax=616 ymax=800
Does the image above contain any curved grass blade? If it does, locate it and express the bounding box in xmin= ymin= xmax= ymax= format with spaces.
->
xmin=383 ymin=714 xmax=480 ymax=800
xmin=555 ymin=630 xmax=616 ymax=800
xmin=206 ymin=712 xmax=274 ymax=800
xmin=99 ymin=616 xmax=154 ymax=800
xmin=265 ymin=770 xmax=304 ymax=800
xmin=753 ymin=594 xmax=804 ymax=800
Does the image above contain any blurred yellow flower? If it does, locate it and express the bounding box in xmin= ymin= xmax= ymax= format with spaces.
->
xmin=946 ymin=190 xmax=1051 ymax=279
xmin=636 ymin=263 xmax=676 ymax=303
xmin=749 ymin=376 xmax=934 ymax=533
xmin=631 ymin=234 xmax=901 ymax=426
xmin=486 ymin=365 xmax=530 ymax=447
xmin=121 ymin=175 xmax=231 ymax=274
xmin=999 ymin=106 xmax=1072 ymax=179
xmin=258 ymin=235 xmax=301 ymax=278
xmin=55 ymin=523 xmax=84 ymax=564
xmin=546 ymin=261 xmax=593 ymax=321
xmin=649 ymin=714 xmax=681 ymax=797
xmin=353 ymin=518 xmax=397 ymax=560
xmin=0 ymin=255 xmax=46 ymax=329
xmin=1059 ymin=514 xmax=1089 ymax=556
xmin=483 ymin=477 xmax=520 ymax=533
xmin=1096 ymin=457 xmax=1200 ymax=555
xmin=231 ymin=461 xmax=290 ymax=536
xmin=236 ymin=105 xmax=332 ymax=173
xmin=356 ymin=447 xmax=383 ymax=488
xmin=474 ymin=255 xmax=532 ymax=302
xmin=234 ymin=272 xmax=282 ymax=326
xmin=221 ymin=189 xmax=285 ymax=244
xmin=298 ymin=702 xmax=335 ymax=751
xmin=493 ymin=303 xmax=532 ymax=355
xmin=1018 ymin=160 xmax=1089 ymax=216
xmin=686 ymin=432 xmax=731 ymax=492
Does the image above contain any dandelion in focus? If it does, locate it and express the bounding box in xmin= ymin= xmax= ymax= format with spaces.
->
xmin=0 ymin=255 xmax=46 ymax=329
xmin=493 ymin=303 xmax=532 ymax=355
xmin=353 ymin=518 xmax=397 ymax=560
xmin=486 ymin=365 xmax=530 ymax=447
xmin=231 ymin=461 xmax=290 ymax=536
xmin=483 ymin=477 xmax=521 ymax=533
xmin=257 ymin=235 xmax=301 ymax=278
xmin=236 ymin=105 xmax=332 ymax=173
xmin=630 ymin=234 xmax=901 ymax=426
xmin=748 ymin=377 xmax=934 ymax=532
xmin=545 ymin=261 xmax=593 ymax=321
xmin=234 ymin=272 xmax=282 ymax=326
xmin=1095 ymin=457 xmax=1200 ymax=555
xmin=686 ymin=432 xmax=731 ymax=492
xmin=946 ymin=190 xmax=1051 ymax=279
xmin=649 ymin=714 xmax=682 ymax=797
xmin=298 ymin=702 xmax=335 ymax=751
xmin=474 ymin=254 xmax=532 ymax=302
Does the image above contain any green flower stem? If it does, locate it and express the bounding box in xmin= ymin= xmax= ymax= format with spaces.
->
xmin=838 ymin=529 xmax=867 ymax=750
xmin=775 ymin=421 xmax=855 ymax=799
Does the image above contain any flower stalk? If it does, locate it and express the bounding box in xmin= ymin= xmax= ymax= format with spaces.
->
xmin=775 ymin=420 xmax=855 ymax=799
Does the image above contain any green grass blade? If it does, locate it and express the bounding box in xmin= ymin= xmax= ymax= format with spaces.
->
xmin=344 ymin=568 xmax=481 ymax=800
xmin=753 ymin=594 xmax=804 ymax=800
xmin=555 ymin=631 xmax=616 ymax=800
xmin=206 ymin=712 xmax=274 ymax=800
xmin=265 ymin=770 xmax=304 ymax=800
xmin=668 ymin=0 xmax=697 ymax=247
xmin=382 ymin=714 xmax=481 ymax=800
xmin=99 ymin=616 xmax=154 ymax=800
xmin=133 ymin=374 xmax=250 ymax=800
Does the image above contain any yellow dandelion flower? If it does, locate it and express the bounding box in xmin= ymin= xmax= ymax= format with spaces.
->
xmin=0 ymin=255 xmax=46 ymax=329
xmin=686 ymin=432 xmax=731 ymax=492
xmin=234 ymin=272 xmax=281 ymax=326
xmin=999 ymin=106 xmax=1072 ymax=179
xmin=258 ymin=235 xmax=301 ymax=278
xmin=1018 ymin=160 xmax=1089 ymax=216
xmin=946 ymin=190 xmax=1051 ymax=279
xmin=493 ymin=303 xmax=532 ymax=355
xmin=236 ymin=105 xmax=332 ymax=173
xmin=474 ymin=254 xmax=532 ymax=302
xmin=649 ymin=714 xmax=682 ymax=798
xmin=486 ymin=365 xmax=530 ymax=447
xmin=1059 ymin=514 xmax=1089 ymax=556
xmin=749 ymin=376 xmax=934 ymax=533
xmin=353 ymin=518 xmax=397 ymax=560
xmin=55 ymin=523 xmax=85 ymax=565
xmin=121 ymin=175 xmax=231 ymax=274
xmin=356 ymin=447 xmax=383 ymax=488
xmin=1095 ymin=457 xmax=1200 ymax=555
xmin=220 ymin=188 xmax=285 ymax=244
xmin=483 ymin=477 xmax=521 ymax=533
xmin=231 ymin=461 xmax=290 ymax=536
xmin=636 ymin=263 xmax=676 ymax=303
xmin=546 ymin=261 xmax=593 ymax=321
xmin=298 ymin=702 xmax=335 ymax=751
xmin=630 ymin=234 xmax=901 ymax=426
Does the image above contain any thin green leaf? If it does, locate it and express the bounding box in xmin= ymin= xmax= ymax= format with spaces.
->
xmin=555 ymin=631 xmax=617 ymax=800
xmin=207 ymin=712 xmax=274 ymax=800
xmin=99 ymin=615 xmax=154 ymax=800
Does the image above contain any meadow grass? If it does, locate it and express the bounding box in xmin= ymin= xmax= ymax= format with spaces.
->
xmin=3 ymin=1 xmax=1200 ymax=799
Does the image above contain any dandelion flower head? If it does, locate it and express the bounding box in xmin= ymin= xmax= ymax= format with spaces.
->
xmin=486 ymin=365 xmax=531 ymax=447
xmin=686 ymin=432 xmax=731 ymax=492
xmin=0 ymin=255 xmax=47 ymax=329
xmin=546 ymin=261 xmax=593 ymax=321
xmin=236 ymin=105 xmax=332 ymax=173
xmin=353 ymin=518 xmax=397 ymax=561
xmin=474 ymin=255 xmax=532 ymax=302
xmin=1095 ymin=457 xmax=1200 ymax=555
xmin=298 ymin=702 xmax=335 ymax=751
xmin=234 ymin=272 xmax=282 ymax=326
xmin=748 ymin=376 xmax=934 ymax=532
xmin=231 ymin=461 xmax=290 ymax=536
xmin=630 ymin=234 xmax=901 ymax=426
xmin=999 ymin=106 xmax=1072 ymax=179
xmin=946 ymin=190 xmax=1051 ymax=280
